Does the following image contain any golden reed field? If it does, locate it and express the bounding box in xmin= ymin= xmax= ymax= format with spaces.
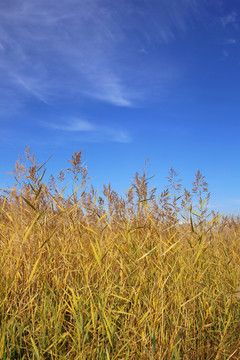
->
xmin=1 ymin=147 xmax=240 ymax=359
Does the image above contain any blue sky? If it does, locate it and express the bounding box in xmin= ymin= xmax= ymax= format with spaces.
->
xmin=1 ymin=0 xmax=240 ymax=214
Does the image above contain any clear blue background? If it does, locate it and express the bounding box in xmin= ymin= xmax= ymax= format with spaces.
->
xmin=1 ymin=0 xmax=240 ymax=214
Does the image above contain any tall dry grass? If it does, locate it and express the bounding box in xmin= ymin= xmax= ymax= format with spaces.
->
xmin=0 ymin=147 xmax=240 ymax=359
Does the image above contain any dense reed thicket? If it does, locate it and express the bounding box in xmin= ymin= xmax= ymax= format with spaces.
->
xmin=1 ymin=147 xmax=240 ymax=359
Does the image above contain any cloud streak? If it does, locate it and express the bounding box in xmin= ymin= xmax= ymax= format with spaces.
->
xmin=48 ymin=119 xmax=96 ymax=132
xmin=220 ymin=12 xmax=238 ymax=27
xmin=0 ymin=0 xmax=211 ymax=111
xmin=45 ymin=118 xmax=132 ymax=143
xmin=0 ymin=0 xmax=138 ymax=108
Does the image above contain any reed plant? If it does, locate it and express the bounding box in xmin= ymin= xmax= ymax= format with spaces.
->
xmin=0 ymin=147 xmax=240 ymax=359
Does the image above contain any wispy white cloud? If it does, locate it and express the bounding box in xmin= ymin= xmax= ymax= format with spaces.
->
xmin=84 ymin=73 xmax=133 ymax=107
xmin=0 ymin=0 xmax=209 ymax=111
xmin=13 ymin=74 xmax=49 ymax=104
xmin=2 ymin=0 xmax=236 ymax=112
xmin=47 ymin=118 xmax=96 ymax=132
xmin=0 ymin=0 xmax=134 ymax=107
xmin=223 ymin=38 xmax=237 ymax=45
xmin=44 ymin=118 xmax=132 ymax=143
xmin=226 ymin=38 xmax=237 ymax=44
xmin=220 ymin=11 xmax=238 ymax=27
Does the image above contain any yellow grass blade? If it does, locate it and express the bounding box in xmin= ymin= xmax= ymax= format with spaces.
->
xmin=137 ymin=245 xmax=158 ymax=261
xmin=112 ymin=343 xmax=129 ymax=360
xmin=0 ymin=223 xmax=12 ymax=230
xmin=2 ymin=209 xmax=13 ymax=222
xmin=139 ymin=309 xmax=151 ymax=325
xmin=0 ymin=332 xmax=5 ymax=359
xmin=180 ymin=290 xmax=204 ymax=308
xmin=30 ymin=337 xmax=40 ymax=359
xmin=206 ymin=214 xmax=222 ymax=227
xmin=22 ymin=212 xmax=44 ymax=246
xmin=102 ymin=314 xmax=113 ymax=346
xmin=48 ymin=194 xmax=64 ymax=211
xmin=90 ymin=241 xmax=101 ymax=266
xmin=191 ymin=209 xmax=201 ymax=217
xmin=0 ymin=234 xmax=15 ymax=266
xmin=106 ymin=348 xmax=111 ymax=360
xmin=97 ymin=210 xmax=110 ymax=223
xmin=80 ymin=223 xmax=98 ymax=235
xmin=162 ymin=239 xmax=181 ymax=256
xmin=110 ymin=293 xmax=130 ymax=302
xmin=201 ymin=195 xmax=208 ymax=208
xmin=28 ymin=256 xmax=42 ymax=283
xmin=90 ymin=299 xmax=96 ymax=331
xmin=111 ymin=310 xmax=135 ymax=316
xmin=45 ymin=332 xmax=71 ymax=352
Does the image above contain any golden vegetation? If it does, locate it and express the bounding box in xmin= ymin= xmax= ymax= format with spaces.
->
xmin=1 ymin=147 xmax=240 ymax=359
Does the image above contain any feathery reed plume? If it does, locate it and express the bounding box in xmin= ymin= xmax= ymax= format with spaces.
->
xmin=0 ymin=148 xmax=240 ymax=359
